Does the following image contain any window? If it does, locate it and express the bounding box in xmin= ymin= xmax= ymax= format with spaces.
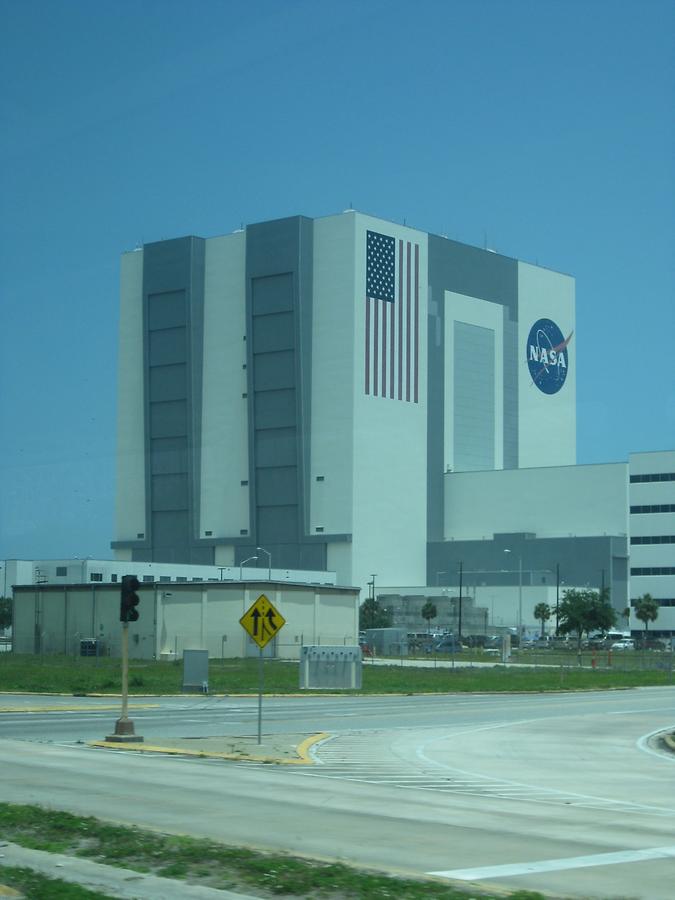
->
xmin=630 ymin=472 xmax=675 ymax=483
xmin=630 ymin=504 xmax=675 ymax=514
xmin=315 ymin=526 xmax=324 ymax=532
xmin=111 ymin=574 xmax=118 ymax=582
xmin=204 ymin=530 xmax=213 ymax=536
xmin=136 ymin=533 xmax=144 ymax=539
xmin=316 ymin=475 xmax=325 ymax=482
xmin=630 ymin=535 xmax=675 ymax=544
xmin=240 ymin=528 xmax=248 ymax=535
xmin=159 ymin=575 xmax=171 ymax=582
xmin=630 ymin=567 xmax=675 ymax=576
xmin=56 ymin=566 xmax=67 ymax=576
xmin=142 ymin=575 xmax=154 ymax=583
xmin=176 ymin=576 xmax=187 ymax=582
xmin=240 ymin=480 xmax=248 ymax=486
xmin=90 ymin=573 xmax=103 ymax=582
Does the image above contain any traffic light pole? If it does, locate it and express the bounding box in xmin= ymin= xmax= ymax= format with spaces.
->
xmin=106 ymin=622 xmax=143 ymax=743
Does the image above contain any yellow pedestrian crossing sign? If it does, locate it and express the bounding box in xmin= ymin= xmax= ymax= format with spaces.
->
xmin=240 ymin=593 xmax=286 ymax=649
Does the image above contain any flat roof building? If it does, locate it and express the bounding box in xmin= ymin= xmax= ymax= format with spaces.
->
xmin=113 ymin=210 xmax=575 ymax=595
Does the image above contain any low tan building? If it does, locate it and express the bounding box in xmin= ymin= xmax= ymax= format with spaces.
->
xmin=11 ymin=580 xmax=359 ymax=660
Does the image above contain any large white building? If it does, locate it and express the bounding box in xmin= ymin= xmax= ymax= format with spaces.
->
xmin=111 ymin=210 xmax=672 ymax=637
xmin=114 ymin=212 xmax=574 ymax=590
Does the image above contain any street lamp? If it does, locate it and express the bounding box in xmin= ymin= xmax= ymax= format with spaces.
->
xmin=457 ymin=561 xmax=463 ymax=639
xmin=256 ymin=547 xmax=271 ymax=580
xmin=504 ymin=549 xmax=522 ymax=639
xmin=369 ymin=574 xmax=377 ymax=603
xmin=239 ymin=556 xmax=258 ymax=580
xmin=555 ymin=563 xmax=560 ymax=635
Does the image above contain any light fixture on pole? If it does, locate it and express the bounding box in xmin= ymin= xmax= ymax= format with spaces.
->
xmin=239 ymin=556 xmax=258 ymax=580
xmin=256 ymin=547 xmax=271 ymax=580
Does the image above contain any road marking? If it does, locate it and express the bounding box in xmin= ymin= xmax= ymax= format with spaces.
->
xmin=429 ymin=845 xmax=675 ymax=881
xmin=636 ymin=725 xmax=675 ymax=762
xmin=0 ymin=704 xmax=159 ymax=714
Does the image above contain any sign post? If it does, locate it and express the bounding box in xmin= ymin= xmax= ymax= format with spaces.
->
xmin=239 ymin=593 xmax=286 ymax=744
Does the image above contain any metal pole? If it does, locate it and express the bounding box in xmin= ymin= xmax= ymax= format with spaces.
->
xmin=555 ymin=563 xmax=560 ymax=636
xmin=518 ymin=556 xmax=523 ymax=640
xmin=458 ymin=561 xmax=463 ymax=639
xmin=106 ymin=623 xmax=143 ymax=743
xmin=257 ymin=647 xmax=264 ymax=744
xmin=121 ymin=623 xmax=129 ymax=723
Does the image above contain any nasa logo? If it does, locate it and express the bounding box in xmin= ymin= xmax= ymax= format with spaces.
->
xmin=526 ymin=318 xmax=573 ymax=395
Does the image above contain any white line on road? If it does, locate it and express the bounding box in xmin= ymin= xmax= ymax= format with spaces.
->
xmin=636 ymin=725 xmax=675 ymax=762
xmin=429 ymin=845 xmax=675 ymax=881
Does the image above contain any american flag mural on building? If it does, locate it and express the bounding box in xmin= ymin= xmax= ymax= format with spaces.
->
xmin=365 ymin=230 xmax=419 ymax=402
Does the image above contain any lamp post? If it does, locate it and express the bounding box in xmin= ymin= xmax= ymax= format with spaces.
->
xmin=256 ymin=547 xmax=271 ymax=580
xmin=369 ymin=574 xmax=377 ymax=603
xmin=555 ymin=563 xmax=560 ymax=636
xmin=239 ymin=556 xmax=258 ymax=580
xmin=457 ymin=561 xmax=463 ymax=639
xmin=504 ymin=549 xmax=522 ymax=639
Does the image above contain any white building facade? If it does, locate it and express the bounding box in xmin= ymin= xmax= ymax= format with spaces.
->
xmin=114 ymin=211 xmax=575 ymax=595
xmin=628 ymin=450 xmax=675 ymax=637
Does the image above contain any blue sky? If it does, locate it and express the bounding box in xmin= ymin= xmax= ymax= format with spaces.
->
xmin=1 ymin=0 xmax=673 ymax=561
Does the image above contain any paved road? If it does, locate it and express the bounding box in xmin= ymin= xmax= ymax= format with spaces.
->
xmin=1 ymin=687 xmax=674 ymax=898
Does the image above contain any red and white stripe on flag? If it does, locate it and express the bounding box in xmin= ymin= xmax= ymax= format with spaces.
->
xmin=365 ymin=238 xmax=419 ymax=403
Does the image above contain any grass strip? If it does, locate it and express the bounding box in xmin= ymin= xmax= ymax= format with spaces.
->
xmin=0 ymin=803 xmax=547 ymax=899
xmin=0 ymin=865 xmax=117 ymax=899
xmin=0 ymin=653 xmax=672 ymax=696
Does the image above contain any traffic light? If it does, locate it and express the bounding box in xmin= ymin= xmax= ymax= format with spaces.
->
xmin=120 ymin=575 xmax=140 ymax=623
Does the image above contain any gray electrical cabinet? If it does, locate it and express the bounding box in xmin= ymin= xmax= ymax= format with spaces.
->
xmin=182 ymin=649 xmax=209 ymax=693
xmin=299 ymin=646 xmax=362 ymax=689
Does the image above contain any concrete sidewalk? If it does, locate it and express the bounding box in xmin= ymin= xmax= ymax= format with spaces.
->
xmin=89 ymin=731 xmax=329 ymax=763
xmin=0 ymin=841 xmax=264 ymax=899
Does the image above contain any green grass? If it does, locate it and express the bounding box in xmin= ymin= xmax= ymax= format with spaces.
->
xmin=0 ymin=865 xmax=118 ymax=899
xmin=0 ymin=803 xmax=546 ymax=899
xmin=0 ymin=652 xmax=672 ymax=696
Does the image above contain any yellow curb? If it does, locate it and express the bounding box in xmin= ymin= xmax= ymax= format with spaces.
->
xmin=88 ymin=731 xmax=330 ymax=765
xmin=664 ymin=733 xmax=675 ymax=752
xmin=0 ymin=704 xmax=159 ymax=713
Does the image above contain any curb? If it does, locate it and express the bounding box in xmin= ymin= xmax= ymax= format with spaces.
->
xmin=663 ymin=732 xmax=675 ymax=753
xmin=88 ymin=731 xmax=329 ymax=764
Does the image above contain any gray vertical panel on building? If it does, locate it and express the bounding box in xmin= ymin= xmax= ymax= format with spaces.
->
xmin=426 ymin=236 xmax=518 ymax=547
xmin=141 ymin=237 xmax=208 ymax=565
xmin=244 ymin=218 xmax=327 ymax=571
xmin=502 ymin=311 xmax=519 ymax=469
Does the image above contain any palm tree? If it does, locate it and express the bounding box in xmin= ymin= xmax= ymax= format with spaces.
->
xmin=533 ymin=602 xmax=551 ymax=639
xmin=634 ymin=594 xmax=659 ymax=647
xmin=421 ymin=600 xmax=437 ymax=634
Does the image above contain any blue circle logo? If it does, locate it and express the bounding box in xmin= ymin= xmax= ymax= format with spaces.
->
xmin=526 ymin=319 xmax=572 ymax=394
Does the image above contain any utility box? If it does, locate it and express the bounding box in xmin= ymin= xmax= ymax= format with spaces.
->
xmin=80 ymin=639 xmax=104 ymax=657
xmin=364 ymin=627 xmax=408 ymax=657
xmin=182 ymin=649 xmax=209 ymax=693
xmin=299 ymin=646 xmax=362 ymax=689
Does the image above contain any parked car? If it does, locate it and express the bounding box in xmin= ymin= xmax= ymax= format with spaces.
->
xmin=634 ymin=638 xmax=666 ymax=651
xmin=611 ymin=639 xmax=635 ymax=650
xmin=429 ymin=636 xmax=463 ymax=654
